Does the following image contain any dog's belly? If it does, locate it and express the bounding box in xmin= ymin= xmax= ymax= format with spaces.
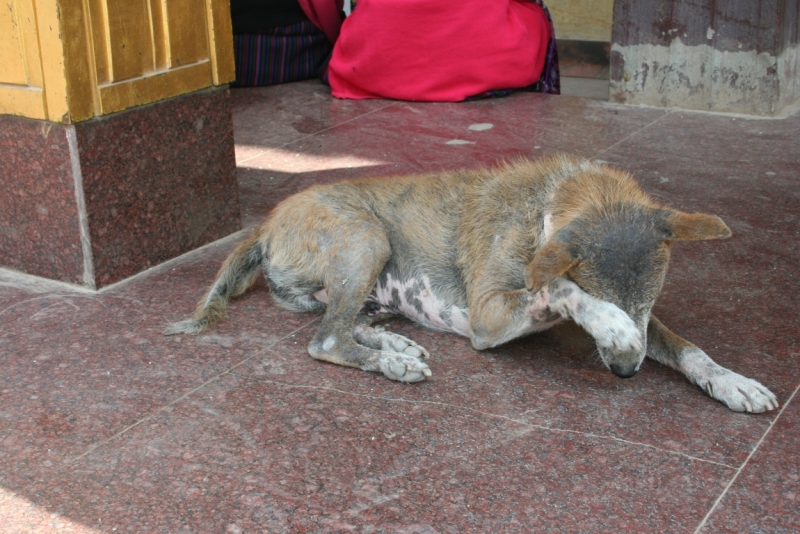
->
xmin=370 ymin=273 xmax=472 ymax=337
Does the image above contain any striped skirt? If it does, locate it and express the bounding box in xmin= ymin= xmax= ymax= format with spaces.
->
xmin=232 ymin=20 xmax=332 ymax=87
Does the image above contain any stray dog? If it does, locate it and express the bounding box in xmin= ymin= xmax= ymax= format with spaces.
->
xmin=165 ymin=156 xmax=778 ymax=413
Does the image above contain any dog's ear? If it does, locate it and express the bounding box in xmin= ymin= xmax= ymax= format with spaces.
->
xmin=662 ymin=210 xmax=732 ymax=241
xmin=524 ymin=240 xmax=581 ymax=293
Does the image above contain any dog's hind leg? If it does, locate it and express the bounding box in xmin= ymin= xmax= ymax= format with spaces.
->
xmin=306 ymin=225 xmax=431 ymax=383
xmin=647 ymin=315 xmax=778 ymax=412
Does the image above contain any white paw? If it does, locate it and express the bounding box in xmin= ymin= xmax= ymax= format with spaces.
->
xmin=702 ymin=371 xmax=779 ymax=413
xmin=378 ymin=352 xmax=432 ymax=383
xmin=375 ymin=328 xmax=430 ymax=360
xmin=578 ymin=301 xmax=642 ymax=352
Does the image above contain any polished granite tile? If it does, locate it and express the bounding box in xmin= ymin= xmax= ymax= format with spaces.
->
xmin=0 ymin=116 xmax=85 ymax=285
xmin=235 ymin=82 xmax=669 ymax=168
xmin=0 ymin=89 xmax=242 ymax=290
xmin=235 ymin=315 xmax=777 ymax=468
xmin=234 ymin=86 xmax=669 ymax=228
xmin=596 ymin=110 xmax=800 ymax=186
xmin=76 ymin=87 xmax=241 ymax=287
xmin=699 ymin=390 xmax=800 ymax=533
xmin=10 ymin=372 xmax=734 ymax=533
xmin=0 ymin=237 xmax=315 ymax=480
xmin=2 ymin=78 xmax=799 ymax=532
xmin=231 ymin=81 xmax=398 ymax=163
xmin=0 ymin=488 xmax=93 ymax=534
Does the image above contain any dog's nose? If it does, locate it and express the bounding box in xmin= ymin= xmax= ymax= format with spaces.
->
xmin=610 ymin=363 xmax=638 ymax=379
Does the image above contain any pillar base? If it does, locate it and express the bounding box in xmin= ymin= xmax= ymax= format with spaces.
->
xmin=610 ymin=0 xmax=800 ymax=117
xmin=1 ymin=87 xmax=241 ymax=288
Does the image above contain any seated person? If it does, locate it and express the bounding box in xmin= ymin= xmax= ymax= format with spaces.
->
xmin=327 ymin=0 xmax=559 ymax=101
xmin=229 ymin=0 xmax=341 ymax=87
xmin=230 ymin=0 xmax=558 ymax=101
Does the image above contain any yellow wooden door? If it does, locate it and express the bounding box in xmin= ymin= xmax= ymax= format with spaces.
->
xmin=0 ymin=0 xmax=235 ymax=123
xmin=0 ymin=0 xmax=48 ymax=119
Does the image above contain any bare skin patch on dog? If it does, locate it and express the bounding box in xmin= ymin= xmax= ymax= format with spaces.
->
xmin=372 ymin=274 xmax=472 ymax=336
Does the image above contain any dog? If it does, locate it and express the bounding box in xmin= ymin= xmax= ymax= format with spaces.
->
xmin=165 ymin=156 xmax=778 ymax=413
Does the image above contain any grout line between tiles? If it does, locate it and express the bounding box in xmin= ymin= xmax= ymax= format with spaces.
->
xmin=68 ymin=316 xmax=321 ymax=464
xmin=236 ymin=101 xmax=400 ymax=167
xmin=590 ymin=109 xmax=676 ymax=162
xmin=693 ymin=381 xmax=800 ymax=533
xmin=0 ymin=293 xmax=145 ymax=320
xmin=231 ymin=372 xmax=739 ymax=471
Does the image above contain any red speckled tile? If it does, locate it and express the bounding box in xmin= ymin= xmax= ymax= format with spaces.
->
xmin=2 ymin=79 xmax=799 ymax=532
xmin=258 ymin=89 xmax=668 ymax=164
xmin=9 ymin=372 xmax=734 ymax=533
xmin=699 ymin=389 xmax=800 ymax=533
xmin=76 ymin=88 xmax=241 ymax=287
xmin=1 ymin=88 xmax=242 ymax=289
xmin=233 ymin=84 xmax=669 ymax=227
xmin=234 ymin=317 xmax=774 ymax=468
xmin=232 ymin=81 xmax=398 ymax=163
xmin=0 ymin=236 xmax=315 ymax=489
xmin=0 ymin=116 xmax=85 ymax=284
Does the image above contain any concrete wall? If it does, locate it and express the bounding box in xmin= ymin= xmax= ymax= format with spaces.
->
xmin=610 ymin=0 xmax=800 ymax=116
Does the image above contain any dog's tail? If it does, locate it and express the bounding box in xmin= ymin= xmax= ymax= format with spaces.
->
xmin=163 ymin=233 xmax=265 ymax=335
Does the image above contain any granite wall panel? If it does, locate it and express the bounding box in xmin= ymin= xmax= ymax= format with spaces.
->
xmin=75 ymin=87 xmax=241 ymax=286
xmin=0 ymin=116 xmax=86 ymax=284
xmin=0 ymin=87 xmax=241 ymax=288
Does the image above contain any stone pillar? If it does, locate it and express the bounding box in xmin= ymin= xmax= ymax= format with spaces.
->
xmin=0 ymin=0 xmax=241 ymax=288
xmin=610 ymin=0 xmax=800 ymax=116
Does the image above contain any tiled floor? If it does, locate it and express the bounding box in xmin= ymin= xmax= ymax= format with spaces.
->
xmin=1 ymin=80 xmax=799 ymax=533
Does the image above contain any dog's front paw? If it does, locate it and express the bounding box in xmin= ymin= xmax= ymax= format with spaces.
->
xmin=701 ymin=370 xmax=779 ymax=413
xmin=577 ymin=301 xmax=642 ymax=353
xmin=378 ymin=352 xmax=432 ymax=383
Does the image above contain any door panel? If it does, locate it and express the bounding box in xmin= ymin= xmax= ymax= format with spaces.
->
xmin=0 ymin=0 xmax=46 ymax=119
xmin=0 ymin=0 xmax=235 ymax=122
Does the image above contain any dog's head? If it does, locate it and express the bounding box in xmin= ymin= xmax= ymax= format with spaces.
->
xmin=524 ymin=203 xmax=731 ymax=378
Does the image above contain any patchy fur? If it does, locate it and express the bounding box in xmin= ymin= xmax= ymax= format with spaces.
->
xmin=165 ymin=156 xmax=777 ymax=412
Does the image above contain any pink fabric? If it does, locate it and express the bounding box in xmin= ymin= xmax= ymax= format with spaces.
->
xmin=297 ymin=0 xmax=345 ymax=43
xmin=327 ymin=0 xmax=551 ymax=101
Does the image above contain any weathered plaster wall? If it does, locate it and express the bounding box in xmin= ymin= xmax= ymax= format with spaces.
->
xmin=610 ymin=0 xmax=800 ymax=116
xmin=610 ymin=40 xmax=787 ymax=115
